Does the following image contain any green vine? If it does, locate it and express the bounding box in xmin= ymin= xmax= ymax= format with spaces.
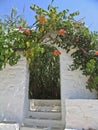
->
xmin=0 ymin=4 xmax=98 ymax=91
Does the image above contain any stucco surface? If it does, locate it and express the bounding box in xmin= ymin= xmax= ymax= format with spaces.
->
xmin=0 ymin=123 xmax=19 ymax=130
xmin=59 ymin=48 xmax=97 ymax=122
xmin=0 ymin=57 xmax=29 ymax=123
xmin=66 ymin=99 xmax=98 ymax=129
xmin=59 ymin=48 xmax=97 ymax=99
xmin=0 ymin=48 xmax=97 ymax=129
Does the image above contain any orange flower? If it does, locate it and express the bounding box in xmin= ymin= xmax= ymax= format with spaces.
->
xmin=37 ymin=15 xmax=46 ymax=25
xmin=53 ymin=50 xmax=61 ymax=55
xmin=59 ymin=29 xmax=66 ymax=35
xmin=24 ymin=29 xmax=30 ymax=35
xmin=37 ymin=17 xmax=41 ymax=22
xmin=95 ymin=51 xmax=98 ymax=55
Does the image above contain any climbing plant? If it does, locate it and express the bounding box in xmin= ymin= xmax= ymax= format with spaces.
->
xmin=0 ymin=3 xmax=98 ymax=91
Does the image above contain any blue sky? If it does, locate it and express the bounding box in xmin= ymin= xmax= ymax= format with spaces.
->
xmin=0 ymin=0 xmax=98 ymax=31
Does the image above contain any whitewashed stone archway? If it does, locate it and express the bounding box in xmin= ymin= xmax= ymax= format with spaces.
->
xmin=0 ymin=47 xmax=97 ymax=123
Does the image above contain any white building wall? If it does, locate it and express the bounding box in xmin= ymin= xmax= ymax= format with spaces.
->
xmin=0 ymin=47 xmax=97 ymax=129
xmin=60 ymin=48 xmax=97 ymax=99
xmin=0 ymin=57 xmax=29 ymax=123
xmin=0 ymin=123 xmax=19 ymax=130
xmin=59 ymin=48 xmax=97 ymax=122
xmin=66 ymin=99 xmax=98 ymax=129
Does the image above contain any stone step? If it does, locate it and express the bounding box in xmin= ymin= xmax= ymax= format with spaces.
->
xmin=0 ymin=123 xmax=19 ymax=130
xmin=28 ymin=111 xmax=61 ymax=120
xmin=20 ymin=127 xmax=44 ymax=130
xmin=23 ymin=118 xmax=64 ymax=129
xmin=20 ymin=126 xmax=64 ymax=130
xmin=30 ymin=105 xmax=61 ymax=112
xmin=30 ymin=100 xmax=61 ymax=107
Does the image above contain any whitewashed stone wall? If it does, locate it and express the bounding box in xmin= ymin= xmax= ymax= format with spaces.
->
xmin=59 ymin=48 xmax=97 ymax=99
xmin=66 ymin=99 xmax=98 ymax=129
xmin=59 ymin=48 xmax=97 ymax=122
xmin=0 ymin=57 xmax=29 ymax=123
xmin=0 ymin=47 xmax=97 ymax=129
xmin=0 ymin=123 xmax=19 ymax=130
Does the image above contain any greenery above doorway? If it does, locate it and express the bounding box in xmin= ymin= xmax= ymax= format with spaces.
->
xmin=0 ymin=1 xmax=98 ymax=92
xmin=29 ymin=44 xmax=60 ymax=99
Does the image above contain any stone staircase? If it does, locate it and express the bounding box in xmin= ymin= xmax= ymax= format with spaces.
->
xmin=20 ymin=99 xmax=64 ymax=130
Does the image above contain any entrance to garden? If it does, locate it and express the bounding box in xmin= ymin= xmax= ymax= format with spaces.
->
xmin=29 ymin=44 xmax=61 ymax=99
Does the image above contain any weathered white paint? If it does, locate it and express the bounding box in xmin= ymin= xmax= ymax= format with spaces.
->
xmin=66 ymin=99 xmax=98 ymax=129
xmin=0 ymin=47 xmax=97 ymax=129
xmin=59 ymin=48 xmax=97 ymax=122
xmin=65 ymin=129 xmax=78 ymax=130
xmin=0 ymin=123 xmax=19 ymax=130
xmin=59 ymin=48 xmax=97 ymax=99
xmin=0 ymin=57 xmax=29 ymax=123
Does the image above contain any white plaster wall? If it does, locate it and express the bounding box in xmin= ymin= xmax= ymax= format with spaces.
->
xmin=59 ymin=48 xmax=97 ymax=99
xmin=0 ymin=57 xmax=29 ymax=123
xmin=0 ymin=123 xmax=19 ymax=130
xmin=66 ymin=99 xmax=98 ymax=129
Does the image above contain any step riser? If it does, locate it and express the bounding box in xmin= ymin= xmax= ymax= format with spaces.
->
xmin=20 ymin=127 xmax=44 ymax=130
xmin=23 ymin=124 xmax=64 ymax=130
xmin=30 ymin=100 xmax=61 ymax=107
xmin=21 ymin=127 xmax=64 ymax=130
xmin=24 ymin=119 xmax=64 ymax=129
xmin=30 ymin=106 xmax=61 ymax=112
xmin=28 ymin=111 xmax=61 ymax=120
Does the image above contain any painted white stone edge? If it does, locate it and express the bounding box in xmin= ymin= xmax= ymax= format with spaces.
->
xmin=64 ymin=128 xmax=78 ymax=130
xmin=0 ymin=122 xmax=19 ymax=130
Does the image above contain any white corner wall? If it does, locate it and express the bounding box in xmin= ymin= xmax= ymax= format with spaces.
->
xmin=60 ymin=48 xmax=97 ymax=99
xmin=0 ymin=57 xmax=29 ymax=123
xmin=59 ymin=48 xmax=97 ymax=122
xmin=66 ymin=99 xmax=98 ymax=129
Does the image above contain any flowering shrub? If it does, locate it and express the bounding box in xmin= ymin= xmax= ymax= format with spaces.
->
xmin=0 ymin=3 xmax=98 ymax=91
xmin=37 ymin=15 xmax=46 ymax=25
xmin=53 ymin=50 xmax=61 ymax=55
xmin=59 ymin=29 xmax=66 ymax=35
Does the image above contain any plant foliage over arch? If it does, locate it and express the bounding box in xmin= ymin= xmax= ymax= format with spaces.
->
xmin=0 ymin=3 xmax=98 ymax=91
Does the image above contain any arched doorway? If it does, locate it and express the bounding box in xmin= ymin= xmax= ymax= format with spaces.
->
xmin=29 ymin=44 xmax=61 ymax=99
